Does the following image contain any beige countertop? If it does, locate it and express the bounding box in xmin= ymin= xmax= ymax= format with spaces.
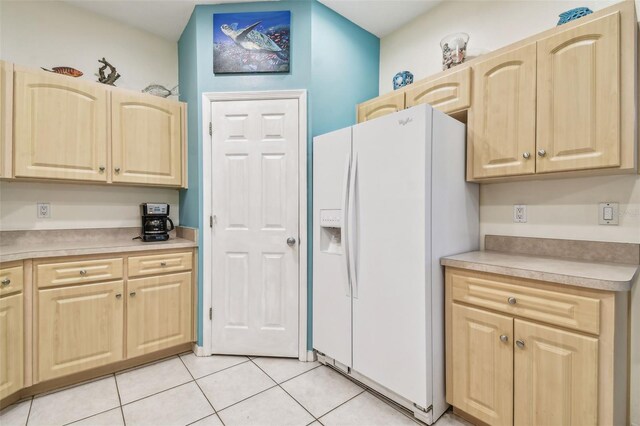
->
xmin=0 ymin=227 xmax=198 ymax=263
xmin=441 ymin=250 xmax=639 ymax=292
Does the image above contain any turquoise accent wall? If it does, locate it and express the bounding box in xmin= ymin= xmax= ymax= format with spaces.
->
xmin=178 ymin=0 xmax=379 ymax=349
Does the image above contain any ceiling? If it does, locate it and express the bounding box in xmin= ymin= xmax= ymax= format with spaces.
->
xmin=65 ymin=0 xmax=443 ymax=42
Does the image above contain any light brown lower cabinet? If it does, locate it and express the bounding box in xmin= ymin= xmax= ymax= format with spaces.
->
xmin=446 ymin=268 xmax=627 ymax=426
xmin=127 ymin=272 xmax=192 ymax=358
xmin=0 ymin=292 xmax=23 ymax=400
xmin=38 ymin=280 xmax=125 ymax=382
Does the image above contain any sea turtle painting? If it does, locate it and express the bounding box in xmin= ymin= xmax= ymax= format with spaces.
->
xmin=214 ymin=11 xmax=290 ymax=74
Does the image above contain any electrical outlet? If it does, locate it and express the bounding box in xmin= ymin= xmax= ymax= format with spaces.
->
xmin=513 ymin=205 xmax=527 ymax=223
xmin=37 ymin=202 xmax=51 ymax=219
xmin=598 ymin=202 xmax=619 ymax=225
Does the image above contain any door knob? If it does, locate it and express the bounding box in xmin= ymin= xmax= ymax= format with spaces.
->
xmin=79 ymin=269 xmax=87 ymax=276
xmin=130 ymin=291 xmax=136 ymax=297
xmin=99 ymin=166 xmax=105 ymax=173
xmin=160 ymin=262 xmax=167 ymax=267
xmin=516 ymin=339 xmax=525 ymax=349
xmin=114 ymin=167 xmax=121 ymax=174
xmin=507 ymin=296 xmax=517 ymax=305
xmin=287 ymin=237 xmax=296 ymax=247
xmin=522 ymin=152 xmax=530 ymax=159
xmin=537 ymin=149 xmax=546 ymax=157
xmin=1 ymin=279 xmax=10 ymax=286
xmin=500 ymin=334 xmax=509 ymax=343
xmin=115 ymin=293 xmax=122 ymax=299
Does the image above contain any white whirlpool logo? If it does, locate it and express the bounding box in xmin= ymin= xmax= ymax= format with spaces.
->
xmin=398 ymin=117 xmax=413 ymax=126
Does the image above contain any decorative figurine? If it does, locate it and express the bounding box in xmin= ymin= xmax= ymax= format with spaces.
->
xmin=40 ymin=66 xmax=83 ymax=77
xmin=440 ymin=33 xmax=469 ymax=70
xmin=142 ymin=84 xmax=179 ymax=98
xmin=96 ymin=58 xmax=120 ymax=86
xmin=557 ymin=7 xmax=593 ymax=25
xmin=393 ymin=71 xmax=414 ymax=90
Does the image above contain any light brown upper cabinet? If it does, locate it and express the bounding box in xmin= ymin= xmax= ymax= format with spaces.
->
xmin=356 ymin=90 xmax=405 ymax=123
xmin=0 ymin=61 xmax=13 ymax=179
xmin=111 ymin=91 xmax=184 ymax=186
xmin=469 ymin=43 xmax=537 ymax=179
xmin=13 ymin=66 xmax=109 ymax=182
xmin=405 ymin=67 xmax=471 ymax=114
xmin=536 ymin=12 xmax=621 ymax=173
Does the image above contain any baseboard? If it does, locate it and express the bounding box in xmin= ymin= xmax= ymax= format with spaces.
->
xmin=192 ymin=343 xmax=211 ymax=357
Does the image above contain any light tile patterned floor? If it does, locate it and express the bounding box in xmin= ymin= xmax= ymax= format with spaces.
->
xmin=0 ymin=353 xmax=472 ymax=426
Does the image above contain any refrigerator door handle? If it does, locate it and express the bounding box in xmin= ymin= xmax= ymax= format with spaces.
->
xmin=341 ymin=153 xmax=351 ymax=297
xmin=348 ymin=154 xmax=358 ymax=298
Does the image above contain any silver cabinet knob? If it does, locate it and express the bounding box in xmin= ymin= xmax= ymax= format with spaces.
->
xmin=522 ymin=152 xmax=531 ymax=159
xmin=537 ymin=149 xmax=546 ymax=157
xmin=114 ymin=167 xmax=121 ymax=174
xmin=79 ymin=269 xmax=87 ymax=276
xmin=99 ymin=166 xmax=105 ymax=173
xmin=500 ymin=334 xmax=509 ymax=343
xmin=130 ymin=291 xmax=136 ymax=297
xmin=508 ymin=296 xmax=517 ymax=305
xmin=115 ymin=293 xmax=122 ymax=299
xmin=287 ymin=237 xmax=296 ymax=247
xmin=1 ymin=278 xmax=10 ymax=286
xmin=516 ymin=339 xmax=525 ymax=349
xmin=160 ymin=262 xmax=167 ymax=267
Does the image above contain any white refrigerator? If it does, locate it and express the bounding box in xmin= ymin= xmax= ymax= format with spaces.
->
xmin=312 ymin=104 xmax=479 ymax=424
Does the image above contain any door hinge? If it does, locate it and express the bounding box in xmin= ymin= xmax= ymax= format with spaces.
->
xmin=209 ymin=122 xmax=212 ymax=136
xmin=209 ymin=307 xmax=213 ymax=320
xmin=209 ymin=215 xmax=213 ymax=228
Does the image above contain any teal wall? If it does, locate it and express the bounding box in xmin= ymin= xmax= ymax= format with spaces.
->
xmin=178 ymin=0 xmax=379 ymax=349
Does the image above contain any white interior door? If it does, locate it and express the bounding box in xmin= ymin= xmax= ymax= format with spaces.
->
xmin=211 ymin=98 xmax=299 ymax=357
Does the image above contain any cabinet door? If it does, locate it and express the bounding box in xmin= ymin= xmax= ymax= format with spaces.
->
xmin=111 ymin=91 xmax=183 ymax=186
xmin=13 ymin=67 xmax=109 ymax=181
xmin=0 ymin=61 xmax=13 ymax=178
xmin=470 ymin=43 xmax=536 ymax=179
xmin=0 ymin=293 xmax=23 ymax=399
xmin=38 ymin=281 xmax=124 ymax=381
xmin=514 ymin=319 xmax=598 ymax=426
xmin=451 ymin=304 xmax=513 ymax=426
xmin=356 ymin=91 xmax=405 ymax=123
xmin=536 ymin=12 xmax=620 ymax=173
xmin=127 ymin=272 xmax=192 ymax=358
xmin=405 ymin=67 xmax=471 ymax=114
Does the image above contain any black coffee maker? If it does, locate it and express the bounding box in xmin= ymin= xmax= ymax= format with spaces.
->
xmin=140 ymin=203 xmax=175 ymax=242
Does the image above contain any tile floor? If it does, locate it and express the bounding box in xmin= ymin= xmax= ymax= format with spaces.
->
xmin=0 ymin=353 xmax=471 ymax=426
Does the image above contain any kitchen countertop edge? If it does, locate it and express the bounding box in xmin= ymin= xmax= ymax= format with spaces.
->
xmin=441 ymin=251 xmax=638 ymax=292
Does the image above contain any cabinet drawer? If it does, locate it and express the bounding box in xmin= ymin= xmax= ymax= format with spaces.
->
xmin=405 ymin=67 xmax=471 ymax=114
xmin=450 ymin=271 xmax=600 ymax=334
xmin=37 ymin=258 xmax=123 ymax=288
xmin=0 ymin=265 xmax=23 ymax=296
xmin=128 ymin=251 xmax=192 ymax=278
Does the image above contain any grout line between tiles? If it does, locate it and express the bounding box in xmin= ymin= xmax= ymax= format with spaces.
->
xmin=113 ymin=372 xmax=127 ymax=426
xmin=23 ymin=397 xmax=34 ymax=426
xmin=185 ymin=355 xmax=252 ymax=381
xmin=177 ymin=353 xmax=219 ymax=418
xmin=314 ymin=389 xmax=366 ymax=421
xmin=62 ymin=405 xmax=121 ymax=426
xmin=249 ymin=358 xmax=319 ymax=422
xmin=119 ymin=378 xmax=195 ymax=407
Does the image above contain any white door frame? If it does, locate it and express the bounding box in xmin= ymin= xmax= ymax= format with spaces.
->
xmin=200 ymin=90 xmax=309 ymax=361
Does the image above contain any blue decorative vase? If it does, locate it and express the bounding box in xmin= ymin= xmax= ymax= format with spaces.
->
xmin=393 ymin=71 xmax=414 ymax=90
xmin=557 ymin=7 xmax=593 ymax=25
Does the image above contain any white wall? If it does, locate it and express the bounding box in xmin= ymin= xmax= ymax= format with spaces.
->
xmin=381 ymin=1 xmax=640 ymax=424
xmin=0 ymin=1 xmax=180 ymax=230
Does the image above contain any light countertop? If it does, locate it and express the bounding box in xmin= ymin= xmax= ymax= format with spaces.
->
xmin=0 ymin=227 xmax=198 ymax=263
xmin=441 ymin=250 xmax=639 ymax=292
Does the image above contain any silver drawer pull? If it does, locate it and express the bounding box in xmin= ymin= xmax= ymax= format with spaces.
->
xmin=507 ymin=296 xmax=517 ymax=305
xmin=499 ymin=334 xmax=509 ymax=343
xmin=130 ymin=291 xmax=136 ymax=297
xmin=516 ymin=340 xmax=525 ymax=349
xmin=79 ymin=270 xmax=88 ymax=276
xmin=1 ymin=279 xmax=10 ymax=286
xmin=115 ymin=293 xmax=122 ymax=299
xmin=160 ymin=262 xmax=167 ymax=267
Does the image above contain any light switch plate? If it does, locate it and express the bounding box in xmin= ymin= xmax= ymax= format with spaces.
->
xmin=513 ymin=205 xmax=527 ymax=223
xmin=599 ymin=202 xmax=619 ymax=225
xmin=37 ymin=202 xmax=51 ymax=219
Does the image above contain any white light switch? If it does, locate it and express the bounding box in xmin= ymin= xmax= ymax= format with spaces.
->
xmin=599 ymin=202 xmax=618 ymax=225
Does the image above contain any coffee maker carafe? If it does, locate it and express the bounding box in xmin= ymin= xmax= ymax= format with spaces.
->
xmin=140 ymin=203 xmax=175 ymax=242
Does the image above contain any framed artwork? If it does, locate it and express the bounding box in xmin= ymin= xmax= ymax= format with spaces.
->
xmin=213 ymin=10 xmax=290 ymax=74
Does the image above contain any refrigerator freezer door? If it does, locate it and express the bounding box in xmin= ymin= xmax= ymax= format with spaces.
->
xmin=352 ymin=105 xmax=431 ymax=408
xmin=312 ymin=127 xmax=352 ymax=367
